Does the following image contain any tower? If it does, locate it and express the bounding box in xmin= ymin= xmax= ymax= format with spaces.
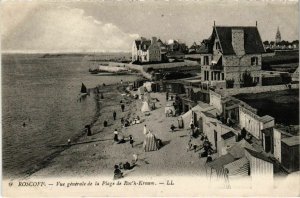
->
xmin=275 ymin=27 xmax=281 ymax=44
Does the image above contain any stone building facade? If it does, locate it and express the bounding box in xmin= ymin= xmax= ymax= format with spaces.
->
xmin=199 ymin=24 xmax=265 ymax=88
xmin=132 ymin=37 xmax=161 ymax=63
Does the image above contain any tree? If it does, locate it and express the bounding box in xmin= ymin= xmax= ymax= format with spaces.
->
xmin=226 ymin=79 xmax=235 ymax=88
xmin=242 ymin=71 xmax=256 ymax=87
xmin=270 ymin=41 xmax=275 ymax=46
xmin=263 ymin=41 xmax=269 ymax=45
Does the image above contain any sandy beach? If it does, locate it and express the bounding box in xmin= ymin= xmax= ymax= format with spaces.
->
xmin=28 ymin=82 xmax=208 ymax=179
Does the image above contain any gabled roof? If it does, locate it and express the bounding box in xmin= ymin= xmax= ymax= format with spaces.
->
xmin=207 ymin=153 xmax=236 ymax=170
xmin=227 ymin=139 xmax=257 ymax=159
xmin=215 ymin=26 xmax=265 ymax=55
xmin=134 ymin=40 xmax=141 ymax=46
xmin=224 ymin=157 xmax=249 ymax=176
xmin=134 ymin=39 xmax=152 ymax=51
xmin=140 ymin=40 xmax=152 ymax=51
xmin=245 ymin=148 xmax=272 ymax=163
xmin=203 ymin=26 xmax=265 ymax=55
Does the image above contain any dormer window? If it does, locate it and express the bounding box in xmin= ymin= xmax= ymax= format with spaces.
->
xmin=251 ymin=57 xmax=258 ymax=65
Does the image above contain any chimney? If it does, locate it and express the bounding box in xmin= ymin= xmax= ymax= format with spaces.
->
xmin=152 ymin=37 xmax=157 ymax=44
xmin=231 ymin=28 xmax=245 ymax=55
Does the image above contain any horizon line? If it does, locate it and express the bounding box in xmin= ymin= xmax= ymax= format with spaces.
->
xmin=1 ymin=50 xmax=131 ymax=54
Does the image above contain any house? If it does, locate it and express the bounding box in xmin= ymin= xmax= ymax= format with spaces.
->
xmin=281 ymin=136 xmax=300 ymax=172
xmin=199 ymin=23 xmax=265 ymax=88
xmin=132 ymin=37 xmax=162 ymax=63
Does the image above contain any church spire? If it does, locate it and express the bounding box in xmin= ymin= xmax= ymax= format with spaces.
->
xmin=275 ymin=26 xmax=281 ymax=44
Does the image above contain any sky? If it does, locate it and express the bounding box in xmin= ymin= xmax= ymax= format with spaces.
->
xmin=1 ymin=0 xmax=299 ymax=53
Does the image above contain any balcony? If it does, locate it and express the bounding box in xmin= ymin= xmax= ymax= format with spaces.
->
xmin=210 ymin=64 xmax=223 ymax=70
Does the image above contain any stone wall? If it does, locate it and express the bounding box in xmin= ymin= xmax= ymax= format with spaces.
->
xmin=232 ymin=28 xmax=245 ymax=55
xmin=219 ymin=83 xmax=299 ymax=96
xmin=209 ymin=90 xmax=223 ymax=113
xmin=148 ymin=43 xmax=161 ymax=62
xmin=131 ymin=60 xmax=199 ymax=71
xmin=223 ymin=54 xmax=262 ymax=67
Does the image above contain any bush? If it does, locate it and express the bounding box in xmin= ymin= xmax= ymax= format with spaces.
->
xmin=226 ymin=79 xmax=235 ymax=88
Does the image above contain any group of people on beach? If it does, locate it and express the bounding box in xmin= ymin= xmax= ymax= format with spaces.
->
xmin=113 ymin=154 xmax=138 ymax=180
xmin=185 ymin=120 xmax=214 ymax=163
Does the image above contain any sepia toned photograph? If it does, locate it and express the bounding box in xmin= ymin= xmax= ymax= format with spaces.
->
xmin=1 ymin=0 xmax=299 ymax=196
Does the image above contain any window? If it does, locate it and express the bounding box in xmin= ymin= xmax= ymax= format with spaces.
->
xmin=204 ymin=71 xmax=209 ymax=81
xmin=204 ymin=56 xmax=209 ymax=65
xmin=251 ymin=57 xmax=258 ymax=65
xmin=222 ymin=73 xmax=225 ymax=80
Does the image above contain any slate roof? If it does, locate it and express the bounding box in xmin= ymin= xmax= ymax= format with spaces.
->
xmin=215 ymin=26 xmax=265 ymax=55
xmin=202 ymin=26 xmax=265 ymax=55
xmin=134 ymin=40 xmax=141 ymax=46
xmin=140 ymin=40 xmax=152 ymax=51
xmin=134 ymin=39 xmax=152 ymax=51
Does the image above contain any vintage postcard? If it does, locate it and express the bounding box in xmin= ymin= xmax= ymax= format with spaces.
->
xmin=1 ymin=0 xmax=299 ymax=197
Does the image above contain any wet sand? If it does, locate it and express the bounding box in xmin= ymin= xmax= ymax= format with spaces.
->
xmin=29 ymin=83 xmax=207 ymax=178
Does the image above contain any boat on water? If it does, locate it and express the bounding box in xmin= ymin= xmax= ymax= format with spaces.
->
xmin=79 ymin=83 xmax=89 ymax=97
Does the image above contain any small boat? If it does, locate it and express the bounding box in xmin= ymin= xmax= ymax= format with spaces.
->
xmin=78 ymin=83 xmax=89 ymax=99
xmin=89 ymin=69 xmax=99 ymax=74
xmin=81 ymin=83 xmax=87 ymax=94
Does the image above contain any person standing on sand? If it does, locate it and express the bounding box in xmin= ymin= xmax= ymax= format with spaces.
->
xmin=170 ymin=124 xmax=175 ymax=133
xmin=121 ymin=104 xmax=125 ymax=112
xmin=129 ymin=135 xmax=134 ymax=147
xmin=143 ymin=125 xmax=148 ymax=135
xmin=86 ymin=125 xmax=92 ymax=136
xmin=113 ymin=129 xmax=119 ymax=142
xmin=113 ymin=111 xmax=117 ymax=120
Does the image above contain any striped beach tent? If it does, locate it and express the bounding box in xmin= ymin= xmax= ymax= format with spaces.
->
xmin=143 ymin=132 xmax=159 ymax=152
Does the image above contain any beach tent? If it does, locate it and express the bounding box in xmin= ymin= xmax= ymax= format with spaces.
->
xmin=141 ymin=101 xmax=151 ymax=113
xmin=182 ymin=110 xmax=193 ymax=129
xmin=143 ymin=132 xmax=159 ymax=152
xmin=143 ymin=82 xmax=153 ymax=92
xmin=165 ymin=103 xmax=176 ymax=117
xmin=144 ymin=92 xmax=151 ymax=103
xmin=138 ymin=87 xmax=145 ymax=99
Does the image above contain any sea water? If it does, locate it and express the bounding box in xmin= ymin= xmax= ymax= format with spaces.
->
xmin=2 ymin=53 xmax=138 ymax=177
